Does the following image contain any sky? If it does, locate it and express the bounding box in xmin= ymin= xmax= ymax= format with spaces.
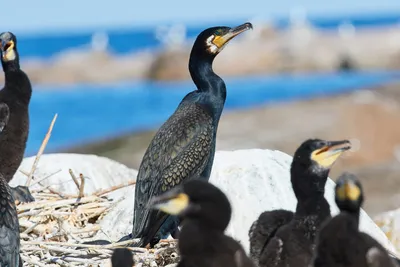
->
xmin=3 ymin=0 xmax=400 ymax=34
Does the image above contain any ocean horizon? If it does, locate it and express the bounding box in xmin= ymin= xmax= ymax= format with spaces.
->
xmin=16 ymin=12 xmax=400 ymax=60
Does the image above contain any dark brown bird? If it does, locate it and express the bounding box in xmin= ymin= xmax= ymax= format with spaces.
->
xmin=313 ymin=172 xmax=399 ymax=267
xmin=129 ymin=22 xmax=253 ymax=248
xmin=150 ymin=179 xmax=255 ymax=267
xmin=0 ymin=32 xmax=34 ymax=204
xmin=80 ymin=23 xmax=253 ymax=248
xmin=0 ymin=102 xmax=21 ymax=267
xmin=251 ymin=139 xmax=351 ymax=267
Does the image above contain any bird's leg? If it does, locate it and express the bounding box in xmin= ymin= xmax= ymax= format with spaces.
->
xmin=10 ymin=185 xmax=35 ymax=203
xmin=150 ymin=237 xmax=161 ymax=248
xmin=171 ymin=226 xmax=181 ymax=239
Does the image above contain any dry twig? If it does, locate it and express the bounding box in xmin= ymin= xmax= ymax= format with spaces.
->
xmin=25 ymin=113 xmax=58 ymax=186
xmin=78 ymin=174 xmax=85 ymax=199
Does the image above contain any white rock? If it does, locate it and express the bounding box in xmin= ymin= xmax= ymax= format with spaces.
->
xmin=13 ymin=151 xmax=398 ymax=257
xmin=209 ymin=149 xmax=397 ymax=255
xmin=374 ymin=207 xmax=400 ymax=252
xmin=92 ymin=149 xmax=398 ymax=255
xmin=11 ymin=153 xmax=138 ymax=197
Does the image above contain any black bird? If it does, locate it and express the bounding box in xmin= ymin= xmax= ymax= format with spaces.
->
xmin=313 ymin=172 xmax=399 ymax=267
xmin=111 ymin=248 xmax=134 ymax=267
xmin=251 ymin=139 xmax=351 ymax=267
xmin=127 ymin=22 xmax=253 ymax=248
xmin=0 ymin=32 xmax=35 ymax=204
xmin=150 ymin=179 xmax=255 ymax=267
xmin=0 ymin=102 xmax=21 ymax=267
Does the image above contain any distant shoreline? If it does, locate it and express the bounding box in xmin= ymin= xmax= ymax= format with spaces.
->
xmin=5 ymin=23 xmax=400 ymax=86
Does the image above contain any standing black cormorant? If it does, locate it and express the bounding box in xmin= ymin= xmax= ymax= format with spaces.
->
xmin=251 ymin=139 xmax=351 ymax=267
xmin=150 ymin=179 xmax=255 ymax=267
xmin=0 ymin=102 xmax=21 ymax=267
xmin=127 ymin=22 xmax=253 ymax=248
xmin=111 ymin=248 xmax=134 ymax=267
xmin=313 ymin=172 xmax=399 ymax=267
xmin=0 ymin=32 xmax=35 ymax=203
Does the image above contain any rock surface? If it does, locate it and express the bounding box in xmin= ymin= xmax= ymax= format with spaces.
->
xmin=375 ymin=207 xmax=400 ymax=252
xmin=11 ymin=153 xmax=138 ymax=197
xmin=15 ymin=152 xmax=397 ymax=256
xmin=91 ymin=149 xmax=398 ymax=255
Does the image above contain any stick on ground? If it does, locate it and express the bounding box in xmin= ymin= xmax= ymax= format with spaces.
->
xmin=25 ymin=113 xmax=58 ymax=186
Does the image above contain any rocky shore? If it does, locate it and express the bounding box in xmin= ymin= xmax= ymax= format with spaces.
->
xmin=7 ymin=23 xmax=400 ymax=86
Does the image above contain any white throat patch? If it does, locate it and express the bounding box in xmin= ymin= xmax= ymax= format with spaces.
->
xmin=3 ymin=49 xmax=16 ymax=62
xmin=206 ymin=35 xmax=219 ymax=54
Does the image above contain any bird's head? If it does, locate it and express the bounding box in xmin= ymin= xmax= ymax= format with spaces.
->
xmin=0 ymin=32 xmax=18 ymax=63
xmin=294 ymin=139 xmax=351 ymax=174
xmin=335 ymin=172 xmax=364 ymax=212
xmin=191 ymin=22 xmax=253 ymax=59
xmin=149 ymin=180 xmax=231 ymax=231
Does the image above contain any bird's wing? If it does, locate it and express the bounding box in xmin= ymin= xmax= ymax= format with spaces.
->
xmin=0 ymin=180 xmax=20 ymax=267
xmin=259 ymin=237 xmax=284 ymax=267
xmin=0 ymin=225 xmax=20 ymax=267
xmin=132 ymin=103 xmax=214 ymax=241
xmin=249 ymin=209 xmax=293 ymax=265
xmin=0 ymin=102 xmax=10 ymax=133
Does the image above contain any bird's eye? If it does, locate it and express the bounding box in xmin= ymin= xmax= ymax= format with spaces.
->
xmin=214 ymin=29 xmax=223 ymax=36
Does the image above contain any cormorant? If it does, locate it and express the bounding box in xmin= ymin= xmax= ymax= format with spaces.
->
xmin=0 ymin=32 xmax=35 ymax=203
xmin=252 ymin=139 xmax=351 ymax=267
xmin=0 ymin=102 xmax=21 ymax=267
xmin=127 ymin=22 xmax=253 ymax=248
xmin=313 ymin=172 xmax=399 ymax=267
xmin=111 ymin=248 xmax=134 ymax=267
xmin=150 ymin=179 xmax=255 ymax=267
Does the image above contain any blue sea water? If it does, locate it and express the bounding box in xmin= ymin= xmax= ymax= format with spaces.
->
xmin=27 ymin=71 xmax=400 ymax=156
xmin=17 ymin=12 xmax=400 ymax=59
xmin=10 ymin=13 xmax=400 ymax=155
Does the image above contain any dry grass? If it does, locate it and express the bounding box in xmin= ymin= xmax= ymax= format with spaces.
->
xmin=16 ymin=182 xmax=179 ymax=266
xmin=15 ymin=114 xmax=179 ymax=266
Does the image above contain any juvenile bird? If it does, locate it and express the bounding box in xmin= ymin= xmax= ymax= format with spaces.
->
xmin=313 ymin=172 xmax=399 ymax=267
xmin=151 ymin=179 xmax=255 ymax=267
xmin=250 ymin=139 xmax=351 ymax=267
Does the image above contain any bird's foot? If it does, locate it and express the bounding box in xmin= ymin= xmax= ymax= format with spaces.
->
xmin=11 ymin=186 xmax=35 ymax=204
xmin=149 ymin=237 xmax=161 ymax=248
xmin=117 ymin=233 xmax=133 ymax=243
xmin=170 ymin=227 xmax=181 ymax=239
xmin=81 ymin=239 xmax=112 ymax=245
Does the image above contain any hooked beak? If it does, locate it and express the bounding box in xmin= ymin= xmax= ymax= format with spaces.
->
xmin=149 ymin=188 xmax=190 ymax=215
xmin=311 ymin=140 xmax=351 ymax=168
xmin=213 ymin=22 xmax=253 ymax=48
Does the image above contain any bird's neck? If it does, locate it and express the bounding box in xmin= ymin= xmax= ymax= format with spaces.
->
xmin=295 ymin=193 xmax=330 ymax=219
xmin=3 ymin=67 xmax=32 ymax=105
xmin=2 ymin=54 xmax=20 ymax=72
xmin=340 ymin=209 xmax=361 ymax=227
xmin=179 ymin=220 xmax=222 ymax=253
xmin=291 ymin=167 xmax=331 ymax=218
xmin=189 ymin=56 xmax=227 ymax=102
